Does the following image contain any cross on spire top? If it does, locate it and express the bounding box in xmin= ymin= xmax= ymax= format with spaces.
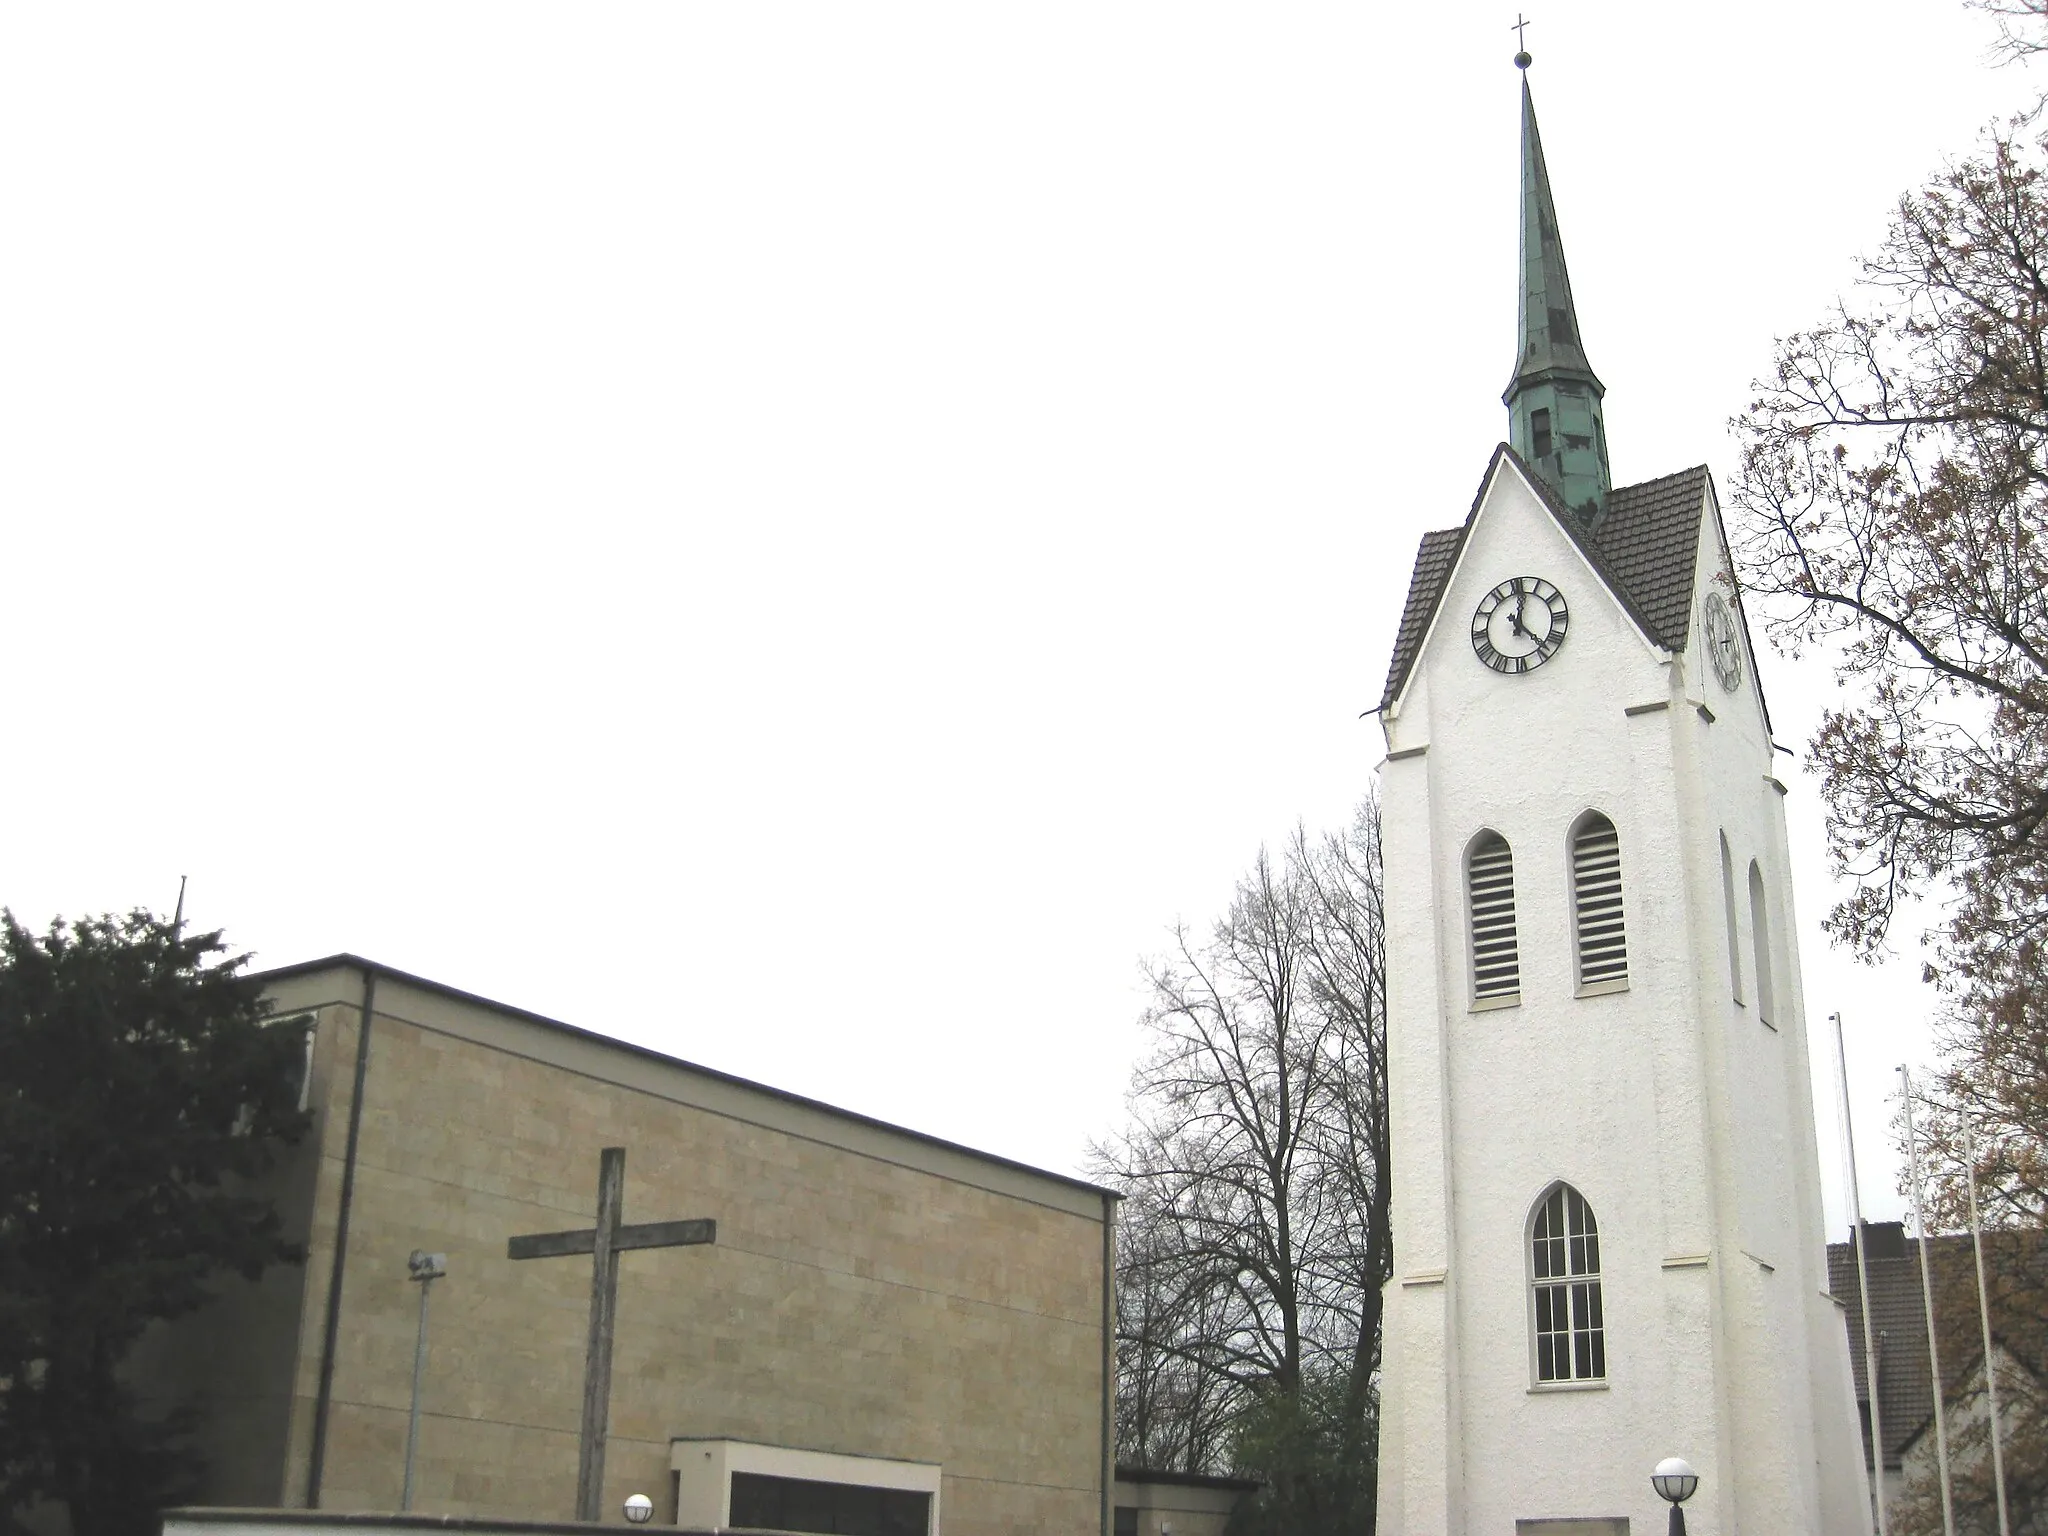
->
xmin=1512 ymin=13 xmax=1533 ymax=69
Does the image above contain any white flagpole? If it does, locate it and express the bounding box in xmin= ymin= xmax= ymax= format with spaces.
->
xmin=1833 ymin=1013 xmax=1888 ymax=1536
xmin=1962 ymin=1114 xmax=2011 ymax=1536
xmin=1899 ymin=1065 xmax=1956 ymax=1536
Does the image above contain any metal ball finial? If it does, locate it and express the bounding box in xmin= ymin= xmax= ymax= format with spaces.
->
xmin=1514 ymin=50 xmax=1533 ymax=69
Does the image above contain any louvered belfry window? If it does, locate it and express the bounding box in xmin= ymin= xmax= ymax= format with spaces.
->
xmin=1532 ymin=1184 xmax=1606 ymax=1382
xmin=1572 ymin=813 xmax=1628 ymax=988
xmin=1468 ymin=832 xmax=1521 ymax=1002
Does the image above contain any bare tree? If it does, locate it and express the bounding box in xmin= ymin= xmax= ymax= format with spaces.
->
xmin=1972 ymin=0 xmax=2048 ymax=62
xmin=1093 ymin=797 xmax=1390 ymax=1534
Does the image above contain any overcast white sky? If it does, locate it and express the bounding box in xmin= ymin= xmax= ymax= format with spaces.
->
xmin=2 ymin=2 xmax=2035 ymax=1232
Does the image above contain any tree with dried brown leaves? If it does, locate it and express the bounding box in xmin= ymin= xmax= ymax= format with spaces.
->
xmin=1730 ymin=116 xmax=2048 ymax=979
xmin=1092 ymin=798 xmax=1390 ymax=1536
xmin=1894 ymin=947 xmax=2048 ymax=1533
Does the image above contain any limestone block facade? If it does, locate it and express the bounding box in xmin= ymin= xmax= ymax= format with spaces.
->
xmin=142 ymin=957 xmax=1114 ymax=1534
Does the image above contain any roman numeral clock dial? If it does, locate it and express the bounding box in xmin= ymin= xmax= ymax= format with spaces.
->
xmin=1470 ymin=577 xmax=1568 ymax=674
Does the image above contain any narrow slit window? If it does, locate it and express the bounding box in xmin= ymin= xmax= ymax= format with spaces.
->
xmin=1749 ymin=861 xmax=1776 ymax=1026
xmin=1571 ymin=813 xmax=1627 ymax=988
xmin=1469 ymin=832 xmax=1521 ymax=1003
xmin=1721 ymin=832 xmax=1743 ymax=1003
xmin=1531 ymin=408 xmax=1553 ymax=461
xmin=1532 ymin=1184 xmax=1605 ymax=1382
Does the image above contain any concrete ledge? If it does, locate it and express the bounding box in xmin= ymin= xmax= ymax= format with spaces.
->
xmin=164 ymin=1513 xmax=714 ymax=1535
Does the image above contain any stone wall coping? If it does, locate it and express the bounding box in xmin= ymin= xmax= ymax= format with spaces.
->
xmin=163 ymin=1512 xmax=720 ymax=1534
xmin=165 ymin=1518 xmax=832 ymax=1536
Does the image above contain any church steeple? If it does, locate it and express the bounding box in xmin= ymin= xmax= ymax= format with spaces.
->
xmin=1505 ymin=60 xmax=1610 ymax=522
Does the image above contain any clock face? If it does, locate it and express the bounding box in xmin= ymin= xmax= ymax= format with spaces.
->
xmin=1470 ymin=577 xmax=1568 ymax=674
xmin=1702 ymin=592 xmax=1742 ymax=691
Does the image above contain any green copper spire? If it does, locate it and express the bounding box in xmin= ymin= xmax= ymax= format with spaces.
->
xmin=1505 ymin=64 xmax=1609 ymax=521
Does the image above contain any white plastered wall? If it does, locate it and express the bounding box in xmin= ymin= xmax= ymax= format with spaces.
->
xmin=1373 ymin=457 xmax=1870 ymax=1535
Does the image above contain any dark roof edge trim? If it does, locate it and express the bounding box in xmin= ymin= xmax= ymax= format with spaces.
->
xmin=1114 ymin=1467 xmax=1263 ymax=1492
xmin=254 ymin=952 xmax=1118 ymax=1204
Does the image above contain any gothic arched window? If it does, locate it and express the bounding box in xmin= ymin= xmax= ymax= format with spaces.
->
xmin=1720 ymin=831 xmax=1743 ymax=1004
xmin=1749 ymin=860 xmax=1776 ymax=1027
xmin=1468 ymin=832 xmax=1520 ymax=1003
xmin=1531 ymin=1184 xmax=1605 ymax=1382
xmin=1570 ymin=812 xmax=1627 ymax=989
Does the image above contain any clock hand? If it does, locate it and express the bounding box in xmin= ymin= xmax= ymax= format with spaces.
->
xmin=1509 ymin=594 xmax=1530 ymax=640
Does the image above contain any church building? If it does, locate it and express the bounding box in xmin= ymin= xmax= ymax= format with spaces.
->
xmin=136 ymin=954 xmax=1116 ymax=1534
xmin=1370 ymin=61 xmax=1872 ymax=1535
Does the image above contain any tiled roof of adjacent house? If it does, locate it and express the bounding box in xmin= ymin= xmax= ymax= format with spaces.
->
xmin=1376 ymin=447 xmax=1713 ymax=712
xmin=1826 ymin=1223 xmax=2048 ymax=1470
xmin=1828 ymin=1225 xmax=1946 ymax=1469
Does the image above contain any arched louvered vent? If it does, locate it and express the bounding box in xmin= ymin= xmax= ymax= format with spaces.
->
xmin=1572 ymin=814 xmax=1628 ymax=988
xmin=1468 ymin=833 xmax=1520 ymax=1002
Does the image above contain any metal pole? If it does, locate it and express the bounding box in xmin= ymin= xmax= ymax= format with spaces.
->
xmin=402 ymin=1253 xmax=445 ymax=1512
xmin=1833 ymin=1014 xmax=1887 ymax=1536
xmin=1962 ymin=1115 xmax=2012 ymax=1536
xmin=1899 ymin=1066 xmax=1956 ymax=1536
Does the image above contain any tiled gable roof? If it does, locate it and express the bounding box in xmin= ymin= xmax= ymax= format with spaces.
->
xmin=1377 ymin=446 xmax=1712 ymax=712
xmin=1378 ymin=529 xmax=1466 ymax=711
xmin=1592 ymin=465 xmax=1714 ymax=651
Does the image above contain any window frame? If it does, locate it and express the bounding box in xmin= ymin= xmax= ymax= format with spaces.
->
xmin=1527 ymin=1181 xmax=1609 ymax=1392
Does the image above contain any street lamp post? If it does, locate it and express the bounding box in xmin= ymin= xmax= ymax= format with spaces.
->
xmin=1652 ymin=1457 xmax=1699 ymax=1536
xmin=401 ymin=1251 xmax=447 ymax=1512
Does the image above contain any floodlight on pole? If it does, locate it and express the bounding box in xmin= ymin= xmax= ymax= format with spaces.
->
xmin=401 ymin=1251 xmax=447 ymax=1512
xmin=1651 ymin=1457 xmax=1698 ymax=1536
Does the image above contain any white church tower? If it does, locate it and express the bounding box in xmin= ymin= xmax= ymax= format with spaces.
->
xmin=1371 ymin=58 xmax=1872 ymax=1536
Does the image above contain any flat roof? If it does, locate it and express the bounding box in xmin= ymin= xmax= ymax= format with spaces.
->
xmin=257 ymin=953 xmax=1116 ymax=1206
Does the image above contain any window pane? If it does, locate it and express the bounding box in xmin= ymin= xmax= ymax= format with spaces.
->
xmin=729 ymin=1473 xmax=931 ymax=1536
xmin=1531 ymin=1186 xmax=1607 ymax=1383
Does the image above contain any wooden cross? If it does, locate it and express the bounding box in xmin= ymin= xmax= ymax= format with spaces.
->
xmin=509 ymin=1146 xmax=715 ymax=1521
